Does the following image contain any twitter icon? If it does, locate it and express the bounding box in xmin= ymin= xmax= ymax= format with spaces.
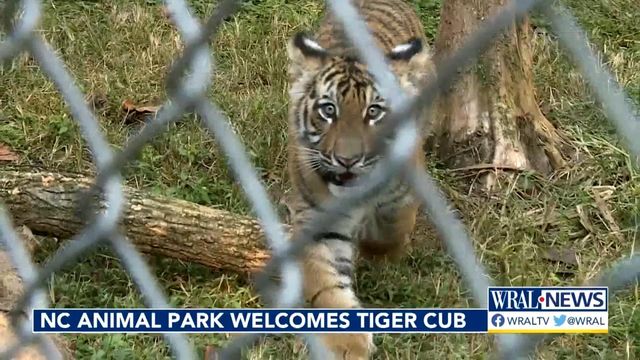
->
xmin=553 ymin=314 xmax=567 ymax=326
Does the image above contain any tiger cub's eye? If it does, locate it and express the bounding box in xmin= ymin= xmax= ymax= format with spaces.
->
xmin=367 ymin=105 xmax=385 ymax=123
xmin=368 ymin=105 xmax=381 ymax=117
xmin=318 ymin=103 xmax=336 ymax=120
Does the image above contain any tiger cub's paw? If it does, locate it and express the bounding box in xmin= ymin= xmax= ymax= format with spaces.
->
xmin=321 ymin=332 xmax=375 ymax=360
xmin=358 ymin=234 xmax=411 ymax=263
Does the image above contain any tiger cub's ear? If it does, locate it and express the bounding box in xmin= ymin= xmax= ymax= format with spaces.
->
xmin=387 ymin=38 xmax=424 ymax=61
xmin=287 ymin=32 xmax=327 ymax=79
xmin=387 ymin=38 xmax=435 ymax=86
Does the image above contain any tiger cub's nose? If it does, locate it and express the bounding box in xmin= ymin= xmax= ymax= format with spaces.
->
xmin=335 ymin=155 xmax=360 ymax=168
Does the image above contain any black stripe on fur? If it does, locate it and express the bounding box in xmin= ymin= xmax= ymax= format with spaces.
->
xmin=333 ymin=256 xmax=354 ymax=277
xmin=309 ymin=283 xmax=349 ymax=306
xmin=321 ymin=258 xmax=354 ymax=279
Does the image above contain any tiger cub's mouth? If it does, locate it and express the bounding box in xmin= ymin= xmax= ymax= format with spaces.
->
xmin=331 ymin=172 xmax=358 ymax=187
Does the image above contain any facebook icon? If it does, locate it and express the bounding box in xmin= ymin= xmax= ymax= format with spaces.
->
xmin=491 ymin=314 xmax=505 ymax=327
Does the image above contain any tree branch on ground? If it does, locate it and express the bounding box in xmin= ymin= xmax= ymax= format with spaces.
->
xmin=0 ymin=170 xmax=285 ymax=277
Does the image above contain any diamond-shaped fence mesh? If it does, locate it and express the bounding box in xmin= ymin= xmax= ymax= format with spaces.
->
xmin=0 ymin=0 xmax=639 ymax=359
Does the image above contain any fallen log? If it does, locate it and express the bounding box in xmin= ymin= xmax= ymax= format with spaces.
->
xmin=0 ymin=170 xmax=288 ymax=277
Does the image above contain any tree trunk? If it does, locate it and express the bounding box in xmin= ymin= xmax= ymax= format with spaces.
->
xmin=0 ymin=226 xmax=74 ymax=359
xmin=432 ymin=0 xmax=575 ymax=188
xmin=0 ymin=170 xmax=284 ymax=277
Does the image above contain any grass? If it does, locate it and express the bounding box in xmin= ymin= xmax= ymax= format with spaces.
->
xmin=1 ymin=0 xmax=639 ymax=359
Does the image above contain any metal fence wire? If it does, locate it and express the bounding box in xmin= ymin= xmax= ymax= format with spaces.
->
xmin=1 ymin=0 xmax=639 ymax=359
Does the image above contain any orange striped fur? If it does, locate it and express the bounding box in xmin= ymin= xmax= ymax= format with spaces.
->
xmin=285 ymin=1 xmax=434 ymax=358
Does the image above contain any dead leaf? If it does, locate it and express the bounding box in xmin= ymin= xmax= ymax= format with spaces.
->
xmin=41 ymin=175 xmax=55 ymax=187
xmin=591 ymin=186 xmax=615 ymax=201
xmin=591 ymin=189 xmax=624 ymax=242
xmin=121 ymin=99 xmax=160 ymax=125
xmin=0 ymin=143 xmax=19 ymax=162
xmin=541 ymin=247 xmax=578 ymax=266
xmin=122 ymin=99 xmax=159 ymax=114
xmin=576 ymin=204 xmax=595 ymax=233
xmin=541 ymin=200 xmax=557 ymax=232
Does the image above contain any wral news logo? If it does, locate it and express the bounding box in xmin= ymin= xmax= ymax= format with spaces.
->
xmin=487 ymin=287 xmax=608 ymax=334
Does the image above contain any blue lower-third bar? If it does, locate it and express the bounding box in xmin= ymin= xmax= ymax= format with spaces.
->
xmin=32 ymin=308 xmax=488 ymax=334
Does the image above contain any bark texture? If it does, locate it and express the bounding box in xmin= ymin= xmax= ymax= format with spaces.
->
xmin=0 ymin=226 xmax=73 ymax=359
xmin=0 ymin=170 xmax=284 ymax=277
xmin=432 ymin=0 xmax=575 ymax=187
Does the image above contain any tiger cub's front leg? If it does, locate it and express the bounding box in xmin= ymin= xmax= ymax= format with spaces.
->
xmin=293 ymin=207 xmax=375 ymax=360
xmin=358 ymin=188 xmax=420 ymax=261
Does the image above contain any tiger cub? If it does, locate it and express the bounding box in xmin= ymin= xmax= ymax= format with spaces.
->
xmin=285 ymin=0 xmax=435 ymax=358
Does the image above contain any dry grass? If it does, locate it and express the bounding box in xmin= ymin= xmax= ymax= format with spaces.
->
xmin=0 ymin=0 xmax=638 ymax=359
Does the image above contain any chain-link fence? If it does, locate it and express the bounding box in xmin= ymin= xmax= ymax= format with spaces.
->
xmin=1 ymin=0 xmax=639 ymax=359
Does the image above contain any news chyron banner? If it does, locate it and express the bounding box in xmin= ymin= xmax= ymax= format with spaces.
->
xmin=487 ymin=287 xmax=608 ymax=333
xmin=31 ymin=287 xmax=608 ymax=334
xmin=32 ymin=309 xmax=487 ymax=334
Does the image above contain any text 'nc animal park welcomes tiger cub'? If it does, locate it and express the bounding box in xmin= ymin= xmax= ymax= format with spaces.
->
xmin=285 ymin=0 xmax=436 ymax=358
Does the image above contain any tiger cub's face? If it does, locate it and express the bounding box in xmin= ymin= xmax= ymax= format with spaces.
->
xmin=287 ymin=33 xmax=428 ymax=190
xmin=294 ymin=57 xmax=384 ymax=188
